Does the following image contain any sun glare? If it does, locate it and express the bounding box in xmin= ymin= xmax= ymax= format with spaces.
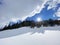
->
xmin=37 ymin=17 xmax=42 ymax=22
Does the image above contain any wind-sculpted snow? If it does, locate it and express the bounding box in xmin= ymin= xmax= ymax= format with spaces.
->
xmin=0 ymin=26 xmax=60 ymax=38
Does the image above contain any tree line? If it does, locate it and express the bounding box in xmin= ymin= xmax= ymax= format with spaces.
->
xmin=0 ymin=19 xmax=60 ymax=31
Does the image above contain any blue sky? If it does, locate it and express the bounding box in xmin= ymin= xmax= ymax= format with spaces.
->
xmin=26 ymin=2 xmax=60 ymax=21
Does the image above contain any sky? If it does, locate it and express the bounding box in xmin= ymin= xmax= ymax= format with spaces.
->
xmin=26 ymin=0 xmax=60 ymax=21
xmin=0 ymin=0 xmax=44 ymax=25
xmin=0 ymin=0 xmax=60 ymax=25
xmin=0 ymin=0 xmax=60 ymax=45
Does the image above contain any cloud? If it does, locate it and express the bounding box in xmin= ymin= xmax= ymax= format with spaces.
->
xmin=0 ymin=0 xmax=44 ymax=25
xmin=22 ymin=0 xmax=60 ymax=21
xmin=23 ymin=0 xmax=48 ymax=18
xmin=55 ymin=8 xmax=60 ymax=17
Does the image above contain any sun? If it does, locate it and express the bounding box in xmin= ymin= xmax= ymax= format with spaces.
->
xmin=36 ymin=17 xmax=42 ymax=22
